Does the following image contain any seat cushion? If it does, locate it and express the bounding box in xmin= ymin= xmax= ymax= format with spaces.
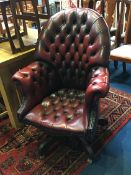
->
xmin=25 ymin=89 xmax=88 ymax=134
xmin=110 ymin=45 xmax=131 ymax=63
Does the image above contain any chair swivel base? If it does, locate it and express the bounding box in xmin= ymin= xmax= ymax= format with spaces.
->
xmin=98 ymin=118 xmax=108 ymax=126
xmin=38 ymin=135 xmax=94 ymax=162
xmin=38 ymin=137 xmax=55 ymax=158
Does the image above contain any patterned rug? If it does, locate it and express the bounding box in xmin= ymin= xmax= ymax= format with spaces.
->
xmin=0 ymin=87 xmax=131 ymax=175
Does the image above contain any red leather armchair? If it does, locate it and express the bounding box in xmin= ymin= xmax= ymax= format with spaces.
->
xmin=12 ymin=8 xmax=110 ymax=159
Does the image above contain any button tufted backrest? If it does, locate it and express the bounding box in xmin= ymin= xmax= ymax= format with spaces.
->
xmin=37 ymin=8 xmax=110 ymax=89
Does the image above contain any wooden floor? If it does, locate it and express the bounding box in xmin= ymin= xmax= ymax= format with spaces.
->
xmin=0 ymin=28 xmax=38 ymax=65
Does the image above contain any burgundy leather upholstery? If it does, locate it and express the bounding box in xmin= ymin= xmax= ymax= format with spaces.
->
xmin=37 ymin=8 xmax=110 ymax=88
xmin=25 ymin=89 xmax=87 ymax=133
xmin=12 ymin=8 xmax=110 ymax=136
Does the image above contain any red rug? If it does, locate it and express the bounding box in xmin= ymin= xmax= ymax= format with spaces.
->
xmin=0 ymin=87 xmax=131 ymax=175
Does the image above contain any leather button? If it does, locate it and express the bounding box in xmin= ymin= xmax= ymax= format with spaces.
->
xmin=65 ymin=52 xmax=71 ymax=63
xmin=42 ymin=107 xmax=53 ymax=115
xmin=52 ymin=97 xmax=60 ymax=105
xmin=71 ymin=61 xmax=75 ymax=66
xmin=92 ymin=82 xmax=97 ymax=85
xmin=66 ymin=114 xmax=73 ymax=121
xmin=82 ymin=54 xmax=87 ymax=62
xmin=31 ymin=68 xmax=36 ymax=72
xmin=81 ymin=13 xmax=87 ymax=24
xmin=58 ymin=89 xmax=65 ymax=95
xmin=54 ymin=104 xmax=61 ymax=111
xmin=63 ymin=108 xmax=69 ymax=114
xmin=78 ymin=92 xmax=84 ymax=98
xmin=80 ymin=99 xmax=85 ymax=104
xmin=56 ymin=47 xmax=59 ymax=52
xmin=62 ymin=99 xmax=69 ymax=107
xmin=50 ymin=94 xmax=56 ymax=99
xmin=74 ymin=108 xmax=83 ymax=115
xmin=74 ymin=52 xmax=79 ymax=62
xmin=54 ymin=114 xmax=60 ymax=120
xmin=76 ymin=26 xmax=80 ymax=33
xmin=94 ymin=74 xmax=98 ymax=77
xmin=23 ymin=73 xmax=28 ymax=78
xmin=78 ymin=93 xmax=85 ymax=103
xmin=68 ymin=91 xmax=74 ymax=98
xmin=55 ymin=27 xmax=61 ymax=34
xmin=60 ymin=96 xmax=67 ymax=102
xmin=71 ymin=101 xmax=79 ymax=108
xmin=70 ymin=97 xmax=75 ymax=103
xmin=66 ymin=25 xmax=71 ymax=34
xmin=42 ymin=100 xmax=50 ymax=107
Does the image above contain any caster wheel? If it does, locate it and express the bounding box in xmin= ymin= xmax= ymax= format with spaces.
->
xmin=87 ymin=158 xmax=93 ymax=164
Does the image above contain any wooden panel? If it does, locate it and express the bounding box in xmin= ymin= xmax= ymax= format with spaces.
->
xmin=0 ymin=28 xmax=37 ymax=66
xmin=0 ymin=49 xmax=35 ymax=128
xmin=124 ymin=3 xmax=131 ymax=44
xmin=110 ymin=45 xmax=131 ymax=63
xmin=0 ymin=28 xmax=37 ymax=128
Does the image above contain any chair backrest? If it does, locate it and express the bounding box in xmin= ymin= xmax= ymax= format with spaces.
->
xmin=59 ymin=0 xmax=82 ymax=9
xmin=9 ymin=0 xmax=50 ymax=51
xmin=37 ymin=8 xmax=110 ymax=89
xmin=85 ymin=1 xmax=127 ymax=48
xmin=114 ymin=0 xmax=126 ymax=47
xmin=124 ymin=3 xmax=131 ymax=44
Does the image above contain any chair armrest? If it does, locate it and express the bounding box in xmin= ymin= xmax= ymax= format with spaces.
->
xmin=12 ymin=61 xmax=59 ymax=120
xmin=83 ymin=67 xmax=109 ymax=131
xmin=85 ymin=67 xmax=109 ymax=103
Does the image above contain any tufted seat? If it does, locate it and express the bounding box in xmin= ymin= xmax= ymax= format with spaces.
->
xmin=25 ymin=89 xmax=86 ymax=133
xmin=12 ymin=8 xmax=110 ymax=159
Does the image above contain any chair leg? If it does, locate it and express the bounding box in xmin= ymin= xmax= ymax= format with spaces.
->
xmin=114 ymin=61 xmax=118 ymax=69
xmin=122 ymin=62 xmax=126 ymax=73
xmin=38 ymin=137 xmax=55 ymax=158
xmin=98 ymin=117 xmax=108 ymax=126
xmin=79 ymin=136 xmax=94 ymax=162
